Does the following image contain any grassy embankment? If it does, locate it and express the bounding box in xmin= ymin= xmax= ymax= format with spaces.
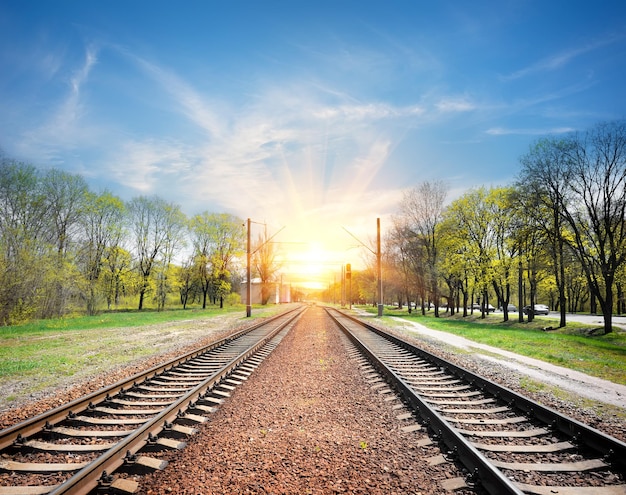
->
xmin=359 ymin=306 xmax=626 ymax=387
xmin=0 ymin=304 xmax=284 ymax=407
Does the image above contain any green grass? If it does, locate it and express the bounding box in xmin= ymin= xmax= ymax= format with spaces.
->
xmin=360 ymin=306 xmax=626 ymax=386
xmin=1 ymin=306 xmax=242 ymax=335
xmin=0 ymin=303 xmax=284 ymax=404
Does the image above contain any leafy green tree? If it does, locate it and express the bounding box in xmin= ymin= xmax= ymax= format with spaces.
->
xmin=189 ymin=212 xmax=244 ymax=308
xmin=0 ymin=159 xmax=50 ymax=324
xmin=101 ymin=246 xmax=132 ymax=310
xmin=485 ymin=187 xmax=518 ymax=321
xmin=443 ymin=188 xmax=496 ymax=318
xmin=207 ymin=213 xmax=244 ymax=308
xmin=77 ymin=191 xmax=126 ymax=315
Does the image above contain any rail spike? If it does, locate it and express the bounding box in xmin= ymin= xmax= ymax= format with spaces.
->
xmin=443 ymin=445 xmax=459 ymax=462
xmin=98 ymin=470 xmax=114 ymax=487
xmin=466 ymin=467 xmax=480 ymax=488
xmin=604 ymin=449 xmax=617 ymax=464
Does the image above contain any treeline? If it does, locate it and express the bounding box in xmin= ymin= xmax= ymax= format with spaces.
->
xmin=0 ymin=158 xmax=252 ymax=325
xmin=320 ymin=121 xmax=626 ymax=334
xmin=380 ymin=120 xmax=626 ymax=334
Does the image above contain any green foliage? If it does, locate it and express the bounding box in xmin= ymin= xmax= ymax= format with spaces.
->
xmin=225 ymin=292 xmax=242 ymax=306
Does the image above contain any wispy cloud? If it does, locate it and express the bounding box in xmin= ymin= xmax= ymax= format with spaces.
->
xmin=16 ymin=45 xmax=99 ymax=164
xmin=129 ymin=53 xmax=225 ymax=140
xmin=503 ymin=33 xmax=624 ymax=81
xmin=436 ymin=97 xmax=476 ymax=112
xmin=312 ymin=103 xmax=424 ymax=121
xmin=109 ymin=139 xmax=192 ymax=192
xmin=485 ymin=126 xmax=575 ymax=136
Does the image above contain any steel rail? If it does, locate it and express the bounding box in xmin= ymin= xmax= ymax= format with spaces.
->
xmin=0 ymin=306 xmax=304 ymax=494
xmin=0 ymin=307 xmax=300 ymax=452
xmin=326 ymin=307 xmax=525 ymax=494
xmin=330 ymin=308 xmax=626 ymax=471
xmin=45 ymin=306 xmax=305 ymax=495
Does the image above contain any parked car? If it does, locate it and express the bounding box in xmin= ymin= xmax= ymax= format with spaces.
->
xmin=469 ymin=303 xmax=496 ymax=313
xmin=499 ymin=304 xmax=517 ymax=312
xmin=522 ymin=304 xmax=550 ymax=315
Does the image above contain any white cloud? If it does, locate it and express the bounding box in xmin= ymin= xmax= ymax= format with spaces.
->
xmin=312 ymin=103 xmax=424 ymax=121
xmin=436 ymin=98 xmax=476 ymax=112
xmin=485 ymin=127 xmax=575 ymax=136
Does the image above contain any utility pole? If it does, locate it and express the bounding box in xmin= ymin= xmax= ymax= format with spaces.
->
xmin=246 ymin=218 xmax=252 ymax=317
xmin=377 ymin=217 xmax=383 ymax=317
xmin=518 ymin=259 xmax=524 ymax=323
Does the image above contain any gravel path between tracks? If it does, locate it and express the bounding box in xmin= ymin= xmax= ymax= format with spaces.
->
xmin=138 ymin=305 xmax=477 ymax=495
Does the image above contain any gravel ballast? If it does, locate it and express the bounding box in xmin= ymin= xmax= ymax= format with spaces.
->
xmin=137 ymin=306 xmax=475 ymax=495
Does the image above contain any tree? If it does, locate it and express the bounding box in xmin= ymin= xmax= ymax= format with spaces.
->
xmin=485 ymin=187 xmax=518 ymax=321
xmin=518 ymin=138 xmax=574 ymax=327
xmin=444 ymin=188 xmax=496 ymax=318
xmin=127 ymin=195 xmax=184 ymax=310
xmin=562 ymin=121 xmax=626 ymax=333
xmin=520 ymin=121 xmax=626 ymax=333
xmin=77 ymin=191 xmax=126 ymax=315
xmin=189 ymin=212 xmax=243 ymax=309
xmin=101 ymin=246 xmax=132 ymax=310
xmin=42 ymin=169 xmax=88 ymax=255
xmin=206 ymin=213 xmax=245 ymax=308
xmin=398 ymin=181 xmax=447 ymax=316
xmin=253 ymin=227 xmax=281 ymax=305
xmin=0 ymin=159 xmax=51 ymax=324
xmin=154 ymin=203 xmax=186 ymax=311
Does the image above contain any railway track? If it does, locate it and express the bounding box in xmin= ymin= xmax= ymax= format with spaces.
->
xmin=0 ymin=306 xmax=305 ymax=495
xmin=327 ymin=307 xmax=626 ymax=495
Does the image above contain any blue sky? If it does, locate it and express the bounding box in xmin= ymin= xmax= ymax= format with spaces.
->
xmin=1 ymin=1 xmax=626 ymax=267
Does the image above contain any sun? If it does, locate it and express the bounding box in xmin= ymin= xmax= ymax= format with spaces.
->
xmin=302 ymin=243 xmax=327 ymax=276
xmin=279 ymin=242 xmax=339 ymax=290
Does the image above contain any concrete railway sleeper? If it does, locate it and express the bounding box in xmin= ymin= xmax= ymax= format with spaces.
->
xmin=326 ymin=307 xmax=626 ymax=495
xmin=0 ymin=307 xmax=305 ymax=495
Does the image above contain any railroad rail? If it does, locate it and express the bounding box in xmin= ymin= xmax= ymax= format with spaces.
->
xmin=0 ymin=306 xmax=306 ymax=495
xmin=327 ymin=307 xmax=626 ymax=495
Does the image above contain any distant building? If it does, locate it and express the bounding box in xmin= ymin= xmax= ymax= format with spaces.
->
xmin=240 ymin=278 xmax=292 ymax=304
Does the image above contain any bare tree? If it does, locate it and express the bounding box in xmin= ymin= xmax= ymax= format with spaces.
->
xmin=127 ymin=195 xmax=184 ymax=310
xmin=518 ymin=138 xmax=573 ymax=327
xmin=563 ymin=122 xmax=626 ymax=333
xmin=253 ymin=228 xmax=281 ymax=305
xmin=399 ymin=181 xmax=448 ymax=316
xmin=520 ymin=121 xmax=626 ymax=333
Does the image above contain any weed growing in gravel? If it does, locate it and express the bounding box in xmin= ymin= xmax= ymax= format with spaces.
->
xmin=359 ymin=440 xmax=368 ymax=450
